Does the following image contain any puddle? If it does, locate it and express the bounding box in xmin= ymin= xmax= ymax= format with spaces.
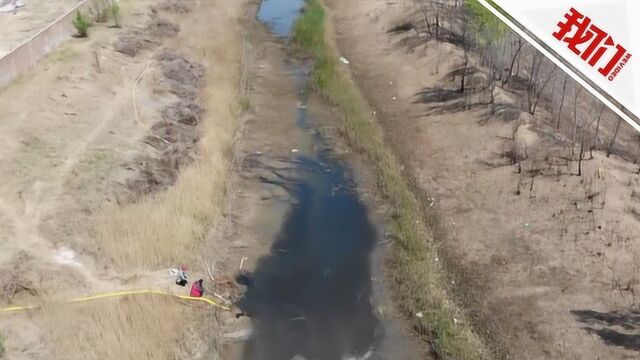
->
xmin=257 ymin=0 xmax=306 ymax=38
xmin=236 ymin=1 xmax=384 ymax=359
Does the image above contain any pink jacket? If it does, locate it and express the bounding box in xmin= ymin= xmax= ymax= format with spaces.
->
xmin=190 ymin=282 xmax=204 ymax=297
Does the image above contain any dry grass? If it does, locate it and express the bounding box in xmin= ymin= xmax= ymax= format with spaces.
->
xmin=42 ymin=297 xmax=188 ymax=359
xmin=95 ymin=0 xmax=243 ymax=269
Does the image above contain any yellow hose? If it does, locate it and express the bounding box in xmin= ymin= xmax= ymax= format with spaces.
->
xmin=0 ymin=289 xmax=230 ymax=314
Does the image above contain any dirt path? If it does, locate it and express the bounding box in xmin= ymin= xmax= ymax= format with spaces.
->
xmin=329 ymin=0 xmax=640 ymax=358
xmin=0 ymin=0 xmax=154 ymax=294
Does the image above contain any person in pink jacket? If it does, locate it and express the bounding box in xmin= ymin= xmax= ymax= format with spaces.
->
xmin=190 ymin=279 xmax=204 ymax=298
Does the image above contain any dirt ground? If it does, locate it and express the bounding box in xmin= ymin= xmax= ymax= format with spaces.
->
xmin=0 ymin=0 xmax=244 ymax=358
xmin=329 ymin=0 xmax=640 ymax=358
xmin=0 ymin=0 xmax=82 ymax=57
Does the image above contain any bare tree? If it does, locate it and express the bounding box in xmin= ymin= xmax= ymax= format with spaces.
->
xmin=591 ymin=104 xmax=606 ymax=154
xmin=527 ymin=54 xmax=556 ymax=115
xmin=488 ymin=77 xmax=496 ymax=114
xmin=571 ymin=87 xmax=582 ymax=158
xmin=607 ymin=117 xmax=623 ymax=157
xmin=435 ymin=1 xmax=441 ymax=40
xmin=578 ymin=135 xmax=585 ymax=176
xmin=556 ymin=74 xmax=568 ymax=129
xmin=413 ymin=0 xmax=638 ymax=168
xmin=417 ymin=1 xmax=433 ymax=36
xmin=459 ymin=10 xmax=471 ymax=94
xmin=635 ymin=135 xmax=640 ymax=172
xmin=637 ymin=138 xmax=640 ymax=174
xmin=503 ymin=38 xmax=522 ymax=87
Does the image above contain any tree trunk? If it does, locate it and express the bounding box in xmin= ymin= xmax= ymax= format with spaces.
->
xmin=571 ymin=88 xmax=581 ymax=158
xmin=607 ymin=117 xmax=622 ymax=157
xmin=418 ymin=2 xmax=432 ymax=36
xmin=578 ymin=136 xmax=585 ymax=176
xmin=503 ymin=38 xmax=522 ymax=87
xmin=635 ymin=138 xmax=640 ymax=174
xmin=526 ymin=54 xmax=543 ymax=114
xmin=592 ymin=104 xmax=605 ymax=151
xmin=489 ymin=80 xmax=496 ymax=114
xmin=556 ymin=75 xmax=568 ymax=129
xmin=530 ymin=67 xmax=556 ymax=115
xmin=460 ymin=55 xmax=468 ymax=93
xmin=460 ymin=19 xmax=469 ymax=94
xmin=435 ymin=9 xmax=440 ymax=40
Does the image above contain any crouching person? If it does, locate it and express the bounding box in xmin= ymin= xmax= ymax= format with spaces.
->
xmin=190 ymin=279 xmax=205 ymax=298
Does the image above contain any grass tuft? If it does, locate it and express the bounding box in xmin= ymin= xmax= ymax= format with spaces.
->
xmin=72 ymin=10 xmax=91 ymax=38
xmin=293 ymin=1 xmax=491 ymax=358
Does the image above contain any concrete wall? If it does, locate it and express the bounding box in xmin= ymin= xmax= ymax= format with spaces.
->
xmin=0 ymin=0 xmax=97 ymax=89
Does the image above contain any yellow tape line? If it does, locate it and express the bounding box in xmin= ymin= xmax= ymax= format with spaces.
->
xmin=1 ymin=289 xmax=230 ymax=313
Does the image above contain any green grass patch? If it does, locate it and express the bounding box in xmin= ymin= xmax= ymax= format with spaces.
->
xmin=293 ymin=1 xmax=491 ymax=358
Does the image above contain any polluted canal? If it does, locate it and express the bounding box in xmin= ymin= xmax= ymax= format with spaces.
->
xmin=231 ymin=1 xmax=422 ymax=359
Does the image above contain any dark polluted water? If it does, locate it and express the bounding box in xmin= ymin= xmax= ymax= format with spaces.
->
xmin=235 ymin=1 xmax=383 ymax=359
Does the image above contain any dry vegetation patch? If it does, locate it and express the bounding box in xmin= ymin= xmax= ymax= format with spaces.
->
xmin=114 ymin=18 xmax=180 ymax=57
xmin=96 ymin=0 xmax=242 ymax=269
xmin=43 ymin=297 xmax=187 ymax=359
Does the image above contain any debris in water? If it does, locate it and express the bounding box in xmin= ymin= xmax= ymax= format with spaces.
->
xmin=222 ymin=327 xmax=253 ymax=341
xmin=288 ymin=316 xmax=307 ymax=321
xmin=339 ymin=56 xmax=350 ymax=65
xmin=239 ymin=256 xmax=248 ymax=270
xmin=291 ymin=149 xmax=299 ymax=153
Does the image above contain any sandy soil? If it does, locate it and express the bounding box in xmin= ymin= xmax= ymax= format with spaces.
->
xmin=0 ymin=0 xmax=244 ymax=358
xmin=330 ymin=0 xmax=640 ymax=358
xmin=0 ymin=0 xmax=82 ymax=57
